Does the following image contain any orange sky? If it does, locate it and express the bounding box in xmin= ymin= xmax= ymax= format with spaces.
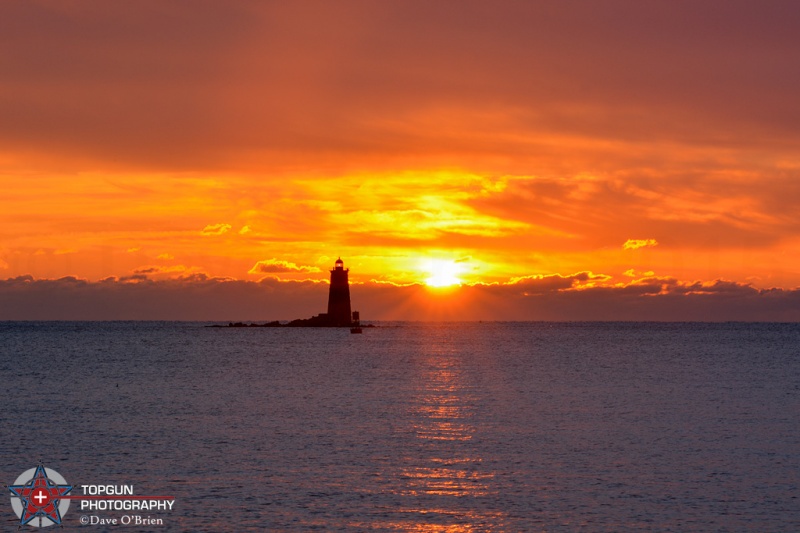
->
xmin=1 ymin=1 xmax=799 ymax=320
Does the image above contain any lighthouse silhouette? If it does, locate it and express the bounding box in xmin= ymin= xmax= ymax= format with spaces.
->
xmin=216 ymin=256 xmax=362 ymax=328
xmin=327 ymin=258 xmax=353 ymax=326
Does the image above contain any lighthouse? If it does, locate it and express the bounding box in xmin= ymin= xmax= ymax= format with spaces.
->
xmin=327 ymin=258 xmax=353 ymax=326
xmin=216 ymin=255 xmax=365 ymax=328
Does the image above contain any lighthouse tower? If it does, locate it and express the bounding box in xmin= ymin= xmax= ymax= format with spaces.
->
xmin=327 ymin=258 xmax=352 ymax=326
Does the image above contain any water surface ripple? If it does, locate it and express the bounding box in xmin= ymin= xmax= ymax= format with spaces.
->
xmin=1 ymin=322 xmax=798 ymax=531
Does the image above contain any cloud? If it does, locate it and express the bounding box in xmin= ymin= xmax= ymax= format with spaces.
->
xmin=508 ymin=272 xmax=612 ymax=293
xmin=201 ymin=223 xmax=232 ymax=236
xmin=239 ymin=226 xmax=252 ymax=235
xmin=2 ymin=272 xmax=797 ymax=321
xmin=624 ymin=269 xmax=655 ymax=277
xmin=156 ymin=253 xmax=174 ymax=260
xmin=0 ymin=275 xmax=329 ymax=321
xmin=132 ymin=265 xmax=189 ymax=275
xmin=469 ymin=173 xmax=799 ymax=256
xmin=623 ymin=239 xmax=658 ymax=250
xmin=3 ymin=2 xmax=799 ymax=176
xmin=248 ymin=259 xmax=321 ymax=274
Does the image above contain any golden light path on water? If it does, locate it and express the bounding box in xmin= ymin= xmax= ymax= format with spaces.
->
xmin=379 ymin=343 xmax=507 ymax=531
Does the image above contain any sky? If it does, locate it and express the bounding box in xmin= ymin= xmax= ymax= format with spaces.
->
xmin=1 ymin=1 xmax=800 ymax=320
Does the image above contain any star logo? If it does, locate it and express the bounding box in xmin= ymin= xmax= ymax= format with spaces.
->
xmin=8 ymin=465 xmax=72 ymax=528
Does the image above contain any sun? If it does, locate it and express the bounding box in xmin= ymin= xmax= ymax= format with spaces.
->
xmin=424 ymin=259 xmax=463 ymax=287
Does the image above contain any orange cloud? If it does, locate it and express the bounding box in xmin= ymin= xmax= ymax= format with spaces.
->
xmin=623 ymin=239 xmax=658 ymax=250
xmin=624 ymin=269 xmax=655 ymax=278
xmin=201 ymin=223 xmax=232 ymax=236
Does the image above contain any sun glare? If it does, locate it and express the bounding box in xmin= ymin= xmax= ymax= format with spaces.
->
xmin=424 ymin=259 xmax=463 ymax=287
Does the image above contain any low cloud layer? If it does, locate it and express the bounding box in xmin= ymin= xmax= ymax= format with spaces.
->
xmin=1 ymin=274 xmax=797 ymax=322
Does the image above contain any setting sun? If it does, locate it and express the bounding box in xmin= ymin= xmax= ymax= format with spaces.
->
xmin=424 ymin=259 xmax=463 ymax=288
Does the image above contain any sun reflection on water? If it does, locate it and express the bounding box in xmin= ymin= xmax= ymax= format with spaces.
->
xmin=374 ymin=344 xmax=507 ymax=530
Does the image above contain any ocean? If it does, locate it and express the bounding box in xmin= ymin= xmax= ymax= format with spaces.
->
xmin=1 ymin=322 xmax=798 ymax=531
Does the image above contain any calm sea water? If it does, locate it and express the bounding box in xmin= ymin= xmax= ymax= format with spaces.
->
xmin=1 ymin=322 xmax=798 ymax=531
